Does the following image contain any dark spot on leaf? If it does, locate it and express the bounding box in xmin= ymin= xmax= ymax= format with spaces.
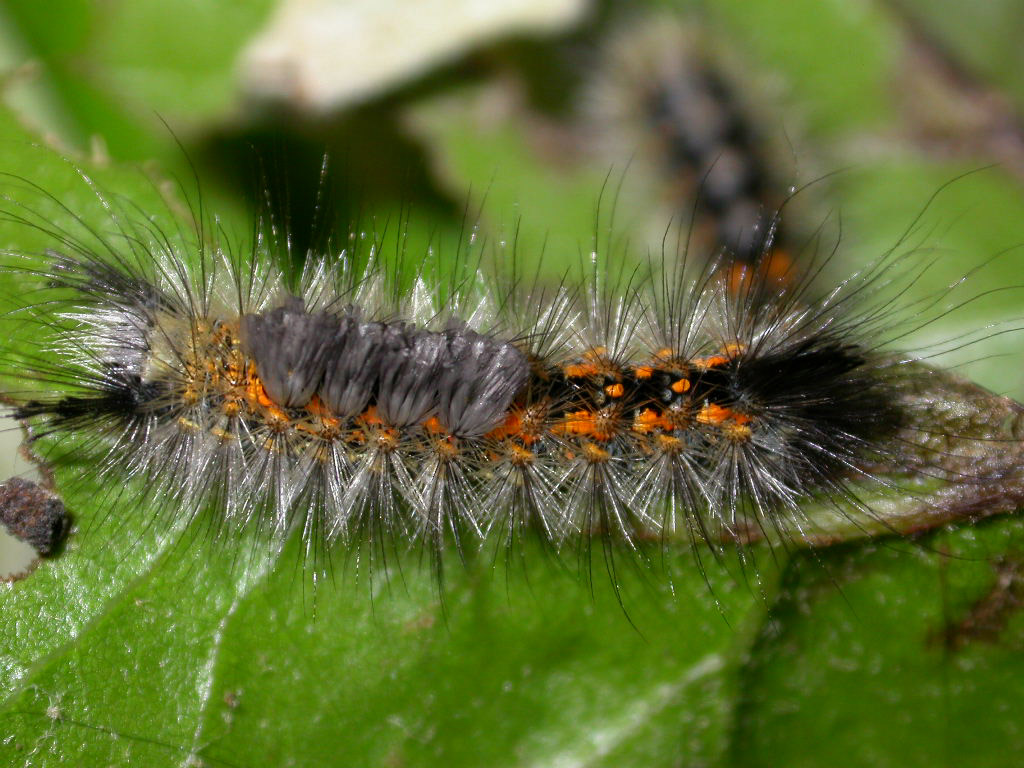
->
xmin=0 ymin=477 xmax=70 ymax=556
xmin=933 ymin=555 xmax=1024 ymax=650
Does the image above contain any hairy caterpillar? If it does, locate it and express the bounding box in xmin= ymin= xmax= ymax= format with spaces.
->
xmin=585 ymin=11 xmax=805 ymax=279
xmin=1 ymin=158 xmax=1022 ymax=589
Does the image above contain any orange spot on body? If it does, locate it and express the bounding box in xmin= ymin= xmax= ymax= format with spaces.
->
xmin=582 ymin=442 xmax=610 ymax=464
xmin=177 ymin=417 xmax=200 ymax=432
xmin=358 ymin=407 xmax=400 ymax=450
xmin=557 ymin=409 xmax=618 ymax=442
xmin=566 ymin=347 xmax=621 ymax=380
xmin=693 ymin=355 xmax=729 ymax=371
xmin=210 ymin=427 xmax=237 ymax=442
xmin=486 ymin=413 xmax=517 ymax=441
xmin=305 ymin=395 xmax=329 ymax=417
xmin=249 ymin=379 xmax=290 ymax=426
xmin=671 ymin=378 xmax=691 ymax=394
xmin=697 ymin=403 xmax=729 ymax=425
xmin=684 ymin=402 xmax=752 ymax=441
xmin=633 ymin=408 xmax=664 ymax=434
xmin=726 ymin=250 xmax=793 ymax=296
xmin=634 ymin=365 xmax=653 ymax=379
xmin=244 ymin=376 xmax=268 ymax=407
xmin=360 ymin=406 xmax=384 ymax=426
xmin=242 ymin=374 xmax=288 ymax=426
xmin=258 ymin=387 xmax=274 ymax=409
xmin=485 ymin=410 xmax=541 ymax=446
xmin=564 ymin=362 xmax=601 ymax=378
xmin=423 ymin=416 xmax=447 ymax=435
xmin=435 ymin=439 xmax=459 ymax=459
xmin=266 ymin=406 xmax=289 ymax=426
xmin=722 ymin=422 xmax=752 ymax=442
xmin=721 ymin=342 xmax=745 ymax=357
xmin=507 ymin=444 xmax=535 ymax=466
xmin=559 ymin=410 xmax=597 ymax=437
xmin=656 ymin=434 xmax=684 ymax=453
xmin=519 ymin=405 xmax=548 ymax=445
xmin=605 ymin=383 xmax=625 ymax=398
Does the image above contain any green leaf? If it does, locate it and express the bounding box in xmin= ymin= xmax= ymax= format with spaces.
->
xmin=730 ymin=517 xmax=1024 ymax=768
xmin=1 ymin=0 xmax=276 ymax=160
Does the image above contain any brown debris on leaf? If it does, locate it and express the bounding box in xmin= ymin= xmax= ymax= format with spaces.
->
xmin=0 ymin=477 xmax=69 ymax=556
xmin=934 ymin=555 xmax=1024 ymax=651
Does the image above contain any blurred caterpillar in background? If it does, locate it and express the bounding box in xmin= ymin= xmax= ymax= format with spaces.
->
xmin=586 ymin=12 xmax=806 ymax=286
xmin=2 ymin=157 xmax=1023 ymax=587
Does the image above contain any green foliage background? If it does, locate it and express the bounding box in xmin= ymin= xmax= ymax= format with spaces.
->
xmin=2 ymin=1 xmax=1024 ymax=766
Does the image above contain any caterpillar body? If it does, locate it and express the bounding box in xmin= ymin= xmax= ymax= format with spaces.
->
xmin=2 ymin=163 xmax=1023 ymax=585
xmin=588 ymin=12 xmax=802 ymax=277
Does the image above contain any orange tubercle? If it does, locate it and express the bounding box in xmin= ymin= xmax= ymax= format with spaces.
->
xmin=693 ymin=355 xmax=729 ymax=371
xmin=556 ymin=409 xmax=618 ymax=442
xmin=581 ymin=442 xmax=611 ymax=463
xmin=507 ymin=443 xmax=535 ymax=466
xmin=605 ymin=383 xmax=625 ymax=398
xmin=423 ymin=416 xmax=447 ymax=435
xmin=359 ymin=405 xmax=384 ymax=427
xmin=559 ymin=410 xmax=597 ymax=437
xmin=656 ymin=434 xmax=684 ymax=453
xmin=485 ymin=412 xmax=521 ymax=441
xmin=632 ymin=407 xmax=674 ymax=434
xmin=564 ymin=362 xmax=601 ymax=378
xmin=721 ymin=342 xmax=745 ymax=357
xmin=722 ymin=422 xmax=753 ymax=442
xmin=697 ymin=403 xmax=752 ymax=427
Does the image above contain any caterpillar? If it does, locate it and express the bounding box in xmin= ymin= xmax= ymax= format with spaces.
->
xmin=585 ymin=11 xmax=804 ymax=281
xmin=2 ymin=159 xmax=1023 ymax=589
